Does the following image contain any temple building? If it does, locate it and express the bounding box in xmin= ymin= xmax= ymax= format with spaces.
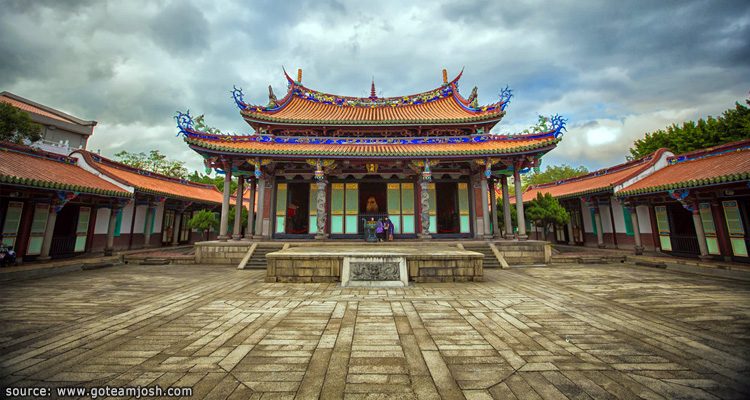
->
xmin=519 ymin=140 xmax=750 ymax=263
xmin=1 ymin=94 xmax=228 ymax=262
xmin=178 ymin=69 xmax=566 ymax=241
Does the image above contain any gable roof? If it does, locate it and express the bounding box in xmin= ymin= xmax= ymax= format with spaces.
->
xmin=0 ymin=91 xmax=96 ymax=135
xmin=515 ymin=148 xmax=670 ymax=203
xmin=618 ymin=140 xmax=750 ymax=196
xmin=0 ymin=142 xmax=129 ymax=197
xmin=73 ymin=151 xmax=223 ymax=205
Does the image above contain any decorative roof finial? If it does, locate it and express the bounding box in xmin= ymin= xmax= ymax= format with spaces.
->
xmin=442 ymin=69 xmax=448 ymax=84
xmin=297 ymin=68 xmax=302 ymax=83
xmin=370 ymin=77 xmax=377 ymax=99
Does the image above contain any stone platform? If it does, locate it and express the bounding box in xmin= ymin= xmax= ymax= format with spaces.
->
xmin=266 ymin=244 xmax=483 ymax=283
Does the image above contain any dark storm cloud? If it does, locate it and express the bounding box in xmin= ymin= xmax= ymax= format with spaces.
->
xmin=1 ymin=0 xmax=748 ymax=171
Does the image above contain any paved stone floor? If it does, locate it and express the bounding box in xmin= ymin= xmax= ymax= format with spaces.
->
xmin=0 ymin=263 xmax=749 ymax=399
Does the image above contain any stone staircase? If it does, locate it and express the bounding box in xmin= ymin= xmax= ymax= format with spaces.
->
xmin=244 ymin=244 xmax=284 ymax=269
xmin=462 ymin=243 xmax=501 ymax=269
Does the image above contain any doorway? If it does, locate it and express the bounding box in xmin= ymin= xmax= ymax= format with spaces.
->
xmin=436 ymin=182 xmax=460 ymax=234
xmin=667 ymin=204 xmax=699 ymax=257
xmin=285 ymin=183 xmax=310 ymax=234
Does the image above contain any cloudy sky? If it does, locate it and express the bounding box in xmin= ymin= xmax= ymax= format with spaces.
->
xmin=2 ymin=0 xmax=749 ymax=172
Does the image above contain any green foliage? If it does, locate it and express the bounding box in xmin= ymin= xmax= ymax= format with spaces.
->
xmin=496 ymin=197 xmax=517 ymax=233
xmin=228 ymin=205 xmax=248 ymax=230
xmin=114 ymin=149 xmax=188 ymax=179
xmin=525 ymin=192 xmax=569 ymax=239
xmin=521 ymin=115 xmax=551 ymax=134
xmin=0 ymin=102 xmax=42 ymax=144
xmin=187 ymin=171 xmax=239 ymax=194
xmin=629 ymin=97 xmax=750 ymax=159
xmin=524 ymin=164 xmax=589 ymax=189
xmin=187 ymin=209 xmax=218 ymax=240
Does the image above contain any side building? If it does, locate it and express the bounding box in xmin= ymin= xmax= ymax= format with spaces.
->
xmin=518 ymin=140 xmax=750 ymax=263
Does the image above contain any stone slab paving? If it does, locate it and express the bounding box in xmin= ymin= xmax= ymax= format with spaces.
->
xmin=0 ymin=263 xmax=749 ymax=399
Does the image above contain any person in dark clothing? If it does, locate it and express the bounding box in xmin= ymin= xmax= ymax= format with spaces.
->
xmin=382 ymin=217 xmax=393 ymax=241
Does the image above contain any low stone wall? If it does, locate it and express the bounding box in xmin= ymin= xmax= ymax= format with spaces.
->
xmin=266 ymin=245 xmax=483 ymax=283
xmin=194 ymin=241 xmax=254 ymax=265
xmin=493 ymin=240 xmax=551 ymax=265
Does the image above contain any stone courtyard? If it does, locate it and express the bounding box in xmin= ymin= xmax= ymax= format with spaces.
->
xmin=0 ymin=263 xmax=749 ymax=399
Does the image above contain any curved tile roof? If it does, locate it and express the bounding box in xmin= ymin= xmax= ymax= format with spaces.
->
xmin=185 ymin=134 xmax=559 ymax=159
xmin=618 ymin=140 xmax=750 ymax=196
xmin=236 ymin=71 xmax=507 ymax=126
xmin=0 ymin=143 xmax=130 ymax=197
xmin=74 ymin=151 xmax=223 ymax=204
xmin=514 ymin=149 xmax=670 ymax=203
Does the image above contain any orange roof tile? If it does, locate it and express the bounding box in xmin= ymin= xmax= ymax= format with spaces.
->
xmin=618 ymin=140 xmax=750 ymax=196
xmin=236 ymin=72 xmax=507 ymax=126
xmin=75 ymin=151 xmax=223 ymax=204
xmin=185 ymin=134 xmax=559 ymax=159
xmin=514 ymin=149 xmax=669 ymax=203
xmin=0 ymin=143 xmax=130 ymax=197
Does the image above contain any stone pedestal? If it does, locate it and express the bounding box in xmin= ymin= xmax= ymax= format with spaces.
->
xmin=341 ymin=256 xmax=408 ymax=287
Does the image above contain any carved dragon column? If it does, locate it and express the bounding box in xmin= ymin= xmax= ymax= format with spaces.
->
xmin=244 ymin=177 xmax=256 ymax=240
xmin=314 ymin=159 xmax=328 ymax=240
xmin=418 ymin=160 xmax=432 ymax=240
xmin=253 ymin=161 xmax=266 ymax=239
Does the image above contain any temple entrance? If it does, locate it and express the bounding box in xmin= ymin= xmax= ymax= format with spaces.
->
xmin=358 ymin=182 xmax=387 ymax=232
xmin=434 ymin=182 xmax=471 ymax=236
xmin=275 ymin=182 xmax=310 ymax=236
xmin=284 ymin=183 xmax=310 ymax=234
xmin=436 ymin=182 xmax=460 ymax=234
xmin=667 ymin=204 xmax=699 ymax=257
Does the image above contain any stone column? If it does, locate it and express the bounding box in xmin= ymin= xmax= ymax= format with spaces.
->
xmin=490 ymin=178 xmax=501 ymax=238
xmin=245 ymin=178 xmax=256 ymax=240
xmin=172 ymin=211 xmax=182 ymax=245
xmin=105 ymin=206 xmax=119 ymax=255
xmin=691 ymin=206 xmax=710 ymax=259
xmin=480 ymin=176 xmax=492 ymax=239
xmin=514 ymin=169 xmax=527 ymax=240
xmin=592 ymin=204 xmax=605 ymax=248
xmin=419 ymin=179 xmax=431 ymax=239
xmin=232 ymin=176 xmax=244 ymax=240
xmin=143 ymin=204 xmax=154 ymax=247
xmin=218 ymin=169 xmax=232 ymax=241
xmin=566 ymin=217 xmax=575 ymax=245
xmin=628 ymin=206 xmax=644 ymax=255
xmin=39 ymin=205 xmax=58 ymax=260
xmin=315 ymin=179 xmax=328 ymax=239
xmin=501 ymin=175 xmax=512 ymax=239
xmin=254 ymin=177 xmax=266 ymax=239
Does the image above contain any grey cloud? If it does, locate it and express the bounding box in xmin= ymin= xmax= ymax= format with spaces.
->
xmin=0 ymin=0 xmax=748 ymax=174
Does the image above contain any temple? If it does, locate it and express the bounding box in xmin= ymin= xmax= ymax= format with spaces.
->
xmin=178 ymin=69 xmax=565 ymax=241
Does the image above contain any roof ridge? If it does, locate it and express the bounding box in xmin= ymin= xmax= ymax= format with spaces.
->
xmin=527 ymin=148 xmax=668 ymax=190
xmin=0 ymin=141 xmax=78 ymax=165
xmin=75 ymin=150 xmax=218 ymax=189
xmin=0 ymin=91 xmax=96 ymax=126
xmin=667 ymin=139 xmax=750 ymax=164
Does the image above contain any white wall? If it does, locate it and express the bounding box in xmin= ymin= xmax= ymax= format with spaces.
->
xmin=636 ymin=205 xmax=652 ymax=233
xmin=610 ymin=198 xmax=628 ymax=233
xmin=94 ymin=208 xmax=110 ymax=234
xmin=152 ymin=203 xmax=165 ymax=233
xmin=581 ymin=199 xmax=594 ymax=233
xmin=133 ymin=205 xmax=147 ymax=234
xmin=599 ymin=204 xmax=613 ymax=233
xmin=119 ymin=202 xmax=135 ymax=234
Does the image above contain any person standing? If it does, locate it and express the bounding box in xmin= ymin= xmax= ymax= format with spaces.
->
xmin=376 ymin=218 xmax=384 ymax=241
xmin=383 ymin=217 xmax=393 ymax=241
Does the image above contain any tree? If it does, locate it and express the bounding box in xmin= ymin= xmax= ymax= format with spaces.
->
xmin=525 ymin=192 xmax=569 ymax=240
xmin=0 ymin=102 xmax=42 ymax=144
xmin=187 ymin=210 xmax=218 ymax=241
xmin=188 ymin=171 xmax=238 ymax=194
xmin=496 ymin=197 xmax=517 ymax=234
xmin=114 ymin=150 xmax=188 ymax=179
xmin=228 ymin=205 xmax=248 ymax=233
xmin=628 ymin=97 xmax=750 ymax=159
xmin=524 ymin=164 xmax=589 ymax=189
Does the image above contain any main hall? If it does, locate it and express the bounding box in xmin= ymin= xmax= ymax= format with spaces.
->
xmin=178 ymin=68 xmax=565 ymax=242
